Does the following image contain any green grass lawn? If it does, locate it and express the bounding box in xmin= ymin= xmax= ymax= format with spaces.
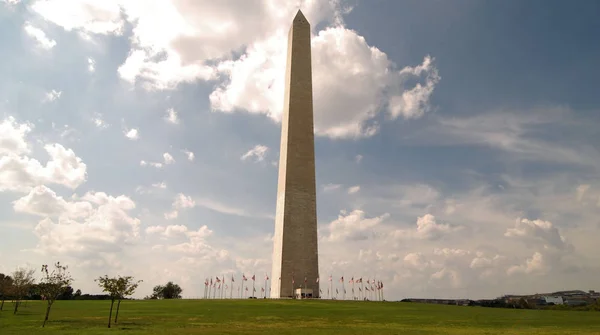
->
xmin=1 ymin=299 xmax=600 ymax=334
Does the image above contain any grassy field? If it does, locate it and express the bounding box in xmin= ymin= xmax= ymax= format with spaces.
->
xmin=1 ymin=299 xmax=600 ymax=334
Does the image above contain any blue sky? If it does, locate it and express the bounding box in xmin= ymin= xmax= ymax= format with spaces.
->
xmin=1 ymin=0 xmax=599 ymax=300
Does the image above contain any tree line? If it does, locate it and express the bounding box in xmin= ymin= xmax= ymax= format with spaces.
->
xmin=0 ymin=262 xmax=183 ymax=328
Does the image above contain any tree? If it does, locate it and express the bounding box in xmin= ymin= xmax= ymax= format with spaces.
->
xmin=0 ymin=273 xmax=13 ymax=311
xmin=151 ymin=281 xmax=182 ymax=299
xmin=11 ymin=267 xmax=35 ymax=314
xmin=38 ymin=262 xmax=73 ymax=327
xmin=74 ymin=289 xmax=82 ymax=299
xmin=58 ymin=286 xmax=74 ymax=300
xmin=113 ymin=276 xmax=142 ymax=324
xmin=95 ymin=275 xmax=142 ymax=328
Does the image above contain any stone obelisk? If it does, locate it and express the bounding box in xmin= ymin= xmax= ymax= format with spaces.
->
xmin=271 ymin=10 xmax=319 ymax=299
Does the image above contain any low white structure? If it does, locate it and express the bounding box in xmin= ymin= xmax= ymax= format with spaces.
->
xmin=295 ymin=288 xmax=314 ymax=299
xmin=543 ymin=296 xmax=564 ymax=305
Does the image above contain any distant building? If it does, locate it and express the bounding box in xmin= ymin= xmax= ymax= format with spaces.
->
xmin=543 ymin=296 xmax=564 ymax=305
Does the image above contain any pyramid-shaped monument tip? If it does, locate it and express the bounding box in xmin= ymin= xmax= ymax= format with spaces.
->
xmin=293 ymin=9 xmax=309 ymax=25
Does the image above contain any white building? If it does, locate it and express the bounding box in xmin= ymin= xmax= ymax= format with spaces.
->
xmin=543 ymin=296 xmax=564 ymax=305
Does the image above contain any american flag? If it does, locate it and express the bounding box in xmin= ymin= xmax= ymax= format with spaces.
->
xmin=252 ymin=274 xmax=255 ymax=281
xmin=243 ymin=274 xmax=248 ymax=281
xmin=339 ymin=276 xmax=344 ymax=283
xmin=265 ymin=274 xmax=269 ymax=281
xmin=349 ymin=277 xmax=354 ymax=284
xmin=231 ymin=275 xmax=235 ymax=282
xmin=329 ymin=275 xmax=332 ymax=282
xmin=316 ymin=277 xmax=319 ymax=283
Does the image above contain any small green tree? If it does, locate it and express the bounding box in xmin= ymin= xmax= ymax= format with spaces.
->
xmin=11 ymin=267 xmax=35 ymax=314
xmin=113 ymin=276 xmax=142 ymax=324
xmin=151 ymin=281 xmax=182 ymax=299
xmin=39 ymin=262 xmax=73 ymax=327
xmin=96 ymin=275 xmax=142 ymax=328
xmin=0 ymin=273 xmax=13 ymax=311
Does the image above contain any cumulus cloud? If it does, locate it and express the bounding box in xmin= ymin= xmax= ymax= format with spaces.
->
xmin=30 ymin=0 xmax=124 ymax=35
xmin=163 ymin=152 xmax=175 ymax=164
xmin=125 ymin=128 xmax=139 ymax=140
xmin=140 ymin=160 xmax=162 ymax=169
xmin=347 ymin=185 xmax=360 ymax=194
xmin=182 ymin=149 xmax=194 ymax=161
xmin=505 ymin=218 xmax=568 ymax=250
xmin=323 ymin=183 xmax=342 ymax=192
xmin=44 ymin=89 xmax=62 ymax=102
xmin=507 ymin=252 xmax=547 ymax=275
xmin=241 ymin=145 xmax=268 ymax=162
xmin=32 ymin=191 xmax=140 ymax=257
xmin=24 ymin=22 xmax=56 ymax=49
xmin=0 ymin=117 xmax=32 ymax=155
xmin=88 ymin=57 xmax=95 ymax=72
xmin=29 ymin=0 xmax=439 ymax=139
xmin=92 ymin=114 xmax=108 ymax=128
xmin=0 ymin=144 xmax=87 ymax=192
xmin=165 ymin=108 xmax=178 ymax=124
xmin=394 ymin=214 xmax=464 ymax=241
xmin=164 ymin=193 xmax=196 ymax=220
xmin=324 ymin=210 xmax=390 ymax=242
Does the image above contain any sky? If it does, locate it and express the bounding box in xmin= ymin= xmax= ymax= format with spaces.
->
xmin=1 ymin=0 xmax=599 ymax=300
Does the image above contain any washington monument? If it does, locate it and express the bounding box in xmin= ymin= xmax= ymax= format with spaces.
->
xmin=270 ymin=10 xmax=320 ymax=299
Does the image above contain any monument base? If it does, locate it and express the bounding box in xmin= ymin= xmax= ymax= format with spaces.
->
xmin=294 ymin=288 xmax=314 ymax=299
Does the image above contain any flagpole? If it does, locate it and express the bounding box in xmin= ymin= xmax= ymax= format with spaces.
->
xmin=208 ymin=278 xmax=212 ymax=299
xmin=329 ymin=275 xmax=332 ymax=300
xmin=230 ymin=275 xmax=234 ymax=299
xmin=241 ymin=275 xmax=244 ymax=299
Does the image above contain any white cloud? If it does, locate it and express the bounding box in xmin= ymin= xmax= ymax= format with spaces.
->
xmin=576 ymin=184 xmax=590 ymax=202
xmin=507 ymin=252 xmax=547 ymax=275
xmin=92 ymin=114 xmax=108 ymax=128
xmin=323 ymin=183 xmax=342 ymax=192
xmin=163 ymin=152 xmax=175 ymax=164
xmin=0 ymin=144 xmax=87 ymax=192
xmin=24 ymin=22 xmax=56 ymax=49
xmin=30 ymin=0 xmax=124 ymax=35
xmin=32 ymin=191 xmax=140 ymax=257
xmin=347 ymin=185 xmax=360 ymax=194
xmin=164 ymin=193 xmax=195 ymax=220
xmin=0 ymin=117 xmax=87 ymax=192
xmin=125 ymin=128 xmax=139 ymax=140
xmin=30 ymin=1 xmax=438 ymax=138
xmin=0 ymin=117 xmax=32 ymax=155
xmin=388 ymin=55 xmax=440 ymax=119
xmin=323 ymin=210 xmax=390 ymax=242
xmin=165 ymin=108 xmax=178 ymax=124
xmin=182 ymin=150 xmax=194 ymax=161
xmin=13 ymin=185 xmax=92 ymax=218
xmin=139 ymin=160 xmax=163 ymax=169
xmin=2 ymin=0 xmax=22 ymax=5
xmin=88 ymin=57 xmax=96 ymax=72
xmin=44 ymin=89 xmax=62 ymax=102
xmin=152 ymin=181 xmax=167 ymax=189
xmin=355 ymin=155 xmax=363 ymax=163
xmin=505 ymin=218 xmax=568 ymax=250
xmin=394 ymin=214 xmax=464 ymax=241
xmin=241 ymin=145 xmax=268 ymax=162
